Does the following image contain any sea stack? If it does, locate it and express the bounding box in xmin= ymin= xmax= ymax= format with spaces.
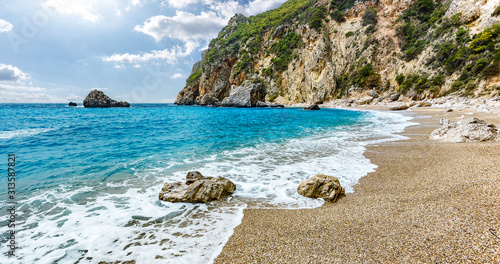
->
xmin=83 ymin=89 xmax=130 ymax=108
xmin=68 ymin=102 xmax=77 ymax=106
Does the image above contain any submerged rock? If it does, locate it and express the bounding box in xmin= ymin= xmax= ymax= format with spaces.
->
xmin=304 ymin=104 xmax=320 ymax=110
xmin=83 ymin=90 xmax=130 ymax=108
xmin=159 ymin=171 xmax=236 ymax=203
xmin=68 ymin=102 xmax=77 ymax=106
xmin=430 ymin=117 xmax=500 ymax=143
xmin=297 ymin=174 xmax=345 ymax=202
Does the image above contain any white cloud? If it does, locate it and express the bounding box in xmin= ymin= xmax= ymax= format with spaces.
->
xmin=104 ymin=0 xmax=286 ymax=64
xmin=131 ymin=0 xmax=142 ymax=6
xmin=43 ymin=0 xmax=103 ymax=23
xmin=209 ymin=0 xmax=287 ymax=18
xmin=66 ymin=94 xmax=83 ymax=101
xmin=134 ymin=10 xmax=226 ymax=42
xmin=161 ymin=0 xmax=205 ymax=9
xmin=171 ymin=73 xmax=184 ymax=79
xmin=0 ymin=19 xmax=14 ymax=33
xmin=0 ymin=64 xmax=29 ymax=82
xmin=103 ymin=41 xmax=198 ymax=64
xmin=91 ymin=87 xmax=108 ymax=91
xmin=0 ymin=83 xmax=67 ymax=103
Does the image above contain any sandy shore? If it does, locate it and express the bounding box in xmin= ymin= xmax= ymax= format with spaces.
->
xmin=215 ymin=108 xmax=500 ymax=263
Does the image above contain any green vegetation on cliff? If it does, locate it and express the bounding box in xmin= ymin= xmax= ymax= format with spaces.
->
xmin=179 ymin=0 xmax=500 ymax=105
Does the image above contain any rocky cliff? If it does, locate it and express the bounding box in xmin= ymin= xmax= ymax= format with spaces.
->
xmin=175 ymin=0 xmax=500 ymax=106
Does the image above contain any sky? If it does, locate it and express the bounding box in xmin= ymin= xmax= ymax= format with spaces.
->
xmin=0 ymin=0 xmax=287 ymax=103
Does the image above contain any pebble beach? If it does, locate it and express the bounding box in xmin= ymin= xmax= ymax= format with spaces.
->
xmin=215 ymin=107 xmax=500 ymax=263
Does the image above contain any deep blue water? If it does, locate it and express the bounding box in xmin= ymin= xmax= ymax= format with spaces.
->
xmin=0 ymin=104 xmax=412 ymax=264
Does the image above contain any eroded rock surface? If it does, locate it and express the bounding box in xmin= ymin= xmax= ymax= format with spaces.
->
xmin=83 ymin=90 xmax=130 ymax=108
xmin=430 ymin=118 xmax=500 ymax=143
xmin=159 ymin=171 xmax=236 ymax=203
xmin=297 ymin=174 xmax=345 ymax=202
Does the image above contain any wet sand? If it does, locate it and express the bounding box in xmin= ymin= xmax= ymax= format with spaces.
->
xmin=215 ymin=108 xmax=500 ymax=263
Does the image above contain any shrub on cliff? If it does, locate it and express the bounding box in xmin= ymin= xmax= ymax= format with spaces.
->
xmin=362 ymin=7 xmax=378 ymax=26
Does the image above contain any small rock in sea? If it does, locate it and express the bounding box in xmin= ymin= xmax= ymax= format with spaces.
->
xmin=68 ymin=102 xmax=77 ymax=106
xmin=389 ymin=103 xmax=409 ymax=111
xmin=297 ymin=174 xmax=345 ymax=202
xmin=430 ymin=117 xmax=500 ymax=143
xmin=159 ymin=171 xmax=236 ymax=203
xmin=256 ymin=101 xmax=269 ymax=107
xmin=304 ymin=104 xmax=320 ymax=110
xmin=256 ymin=101 xmax=285 ymax=108
xmin=83 ymin=89 xmax=130 ymax=108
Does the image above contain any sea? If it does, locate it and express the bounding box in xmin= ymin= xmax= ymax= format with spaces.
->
xmin=0 ymin=104 xmax=414 ymax=264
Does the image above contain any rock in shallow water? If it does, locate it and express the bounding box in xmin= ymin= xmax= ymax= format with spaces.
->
xmin=83 ymin=89 xmax=130 ymax=108
xmin=430 ymin=117 xmax=500 ymax=143
xmin=304 ymin=104 xmax=320 ymax=110
xmin=297 ymin=174 xmax=345 ymax=202
xmin=68 ymin=102 xmax=77 ymax=106
xmin=159 ymin=171 xmax=236 ymax=203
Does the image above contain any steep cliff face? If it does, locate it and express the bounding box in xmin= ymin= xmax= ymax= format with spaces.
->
xmin=175 ymin=0 xmax=500 ymax=105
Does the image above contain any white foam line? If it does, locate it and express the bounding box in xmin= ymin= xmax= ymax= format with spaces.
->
xmin=0 ymin=128 xmax=54 ymax=139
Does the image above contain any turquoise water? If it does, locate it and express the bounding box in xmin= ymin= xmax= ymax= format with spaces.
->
xmin=0 ymin=104 xmax=413 ymax=263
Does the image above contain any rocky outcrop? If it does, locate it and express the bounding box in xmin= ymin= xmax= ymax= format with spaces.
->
xmin=83 ymin=90 xmax=130 ymax=108
xmin=217 ymin=80 xmax=264 ymax=107
xmin=159 ymin=171 xmax=236 ymax=203
xmin=68 ymin=102 xmax=77 ymax=106
xmin=174 ymin=0 xmax=500 ymax=107
xmin=304 ymin=104 xmax=320 ymax=110
xmin=297 ymin=174 xmax=345 ymax=202
xmin=430 ymin=118 xmax=500 ymax=143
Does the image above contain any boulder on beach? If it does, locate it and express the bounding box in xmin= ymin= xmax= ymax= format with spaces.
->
xmin=430 ymin=117 xmax=500 ymax=143
xmin=68 ymin=102 xmax=77 ymax=106
xmin=357 ymin=96 xmax=374 ymax=105
xmin=297 ymin=174 xmax=345 ymax=202
xmin=304 ymin=104 xmax=320 ymax=110
xmin=389 ymin=103 xmax=409 ymax=111
xmin=390 ymin=93 xmax=400 ymax=101
xmin=83 ymin=89 xmax=130 ymax=108
xmin=159 ymin=171 xmax=236 ymax=203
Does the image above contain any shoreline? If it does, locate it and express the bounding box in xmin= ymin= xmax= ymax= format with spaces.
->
xmin=214 ymin=107 xmax=500 ymax=263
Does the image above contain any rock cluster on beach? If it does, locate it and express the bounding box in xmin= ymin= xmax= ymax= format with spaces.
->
xmin=297 ymin=174 xmax=345 ymax=202
xmin=159 ymin=171 xmax=236 ymax=203
xmin=83 ymin=90 xmax=130 ymax=108
xmin=430 ymin=118 xmax=500 ymax=143
xmin=212 ymin=80 xmax=264 ymax=107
